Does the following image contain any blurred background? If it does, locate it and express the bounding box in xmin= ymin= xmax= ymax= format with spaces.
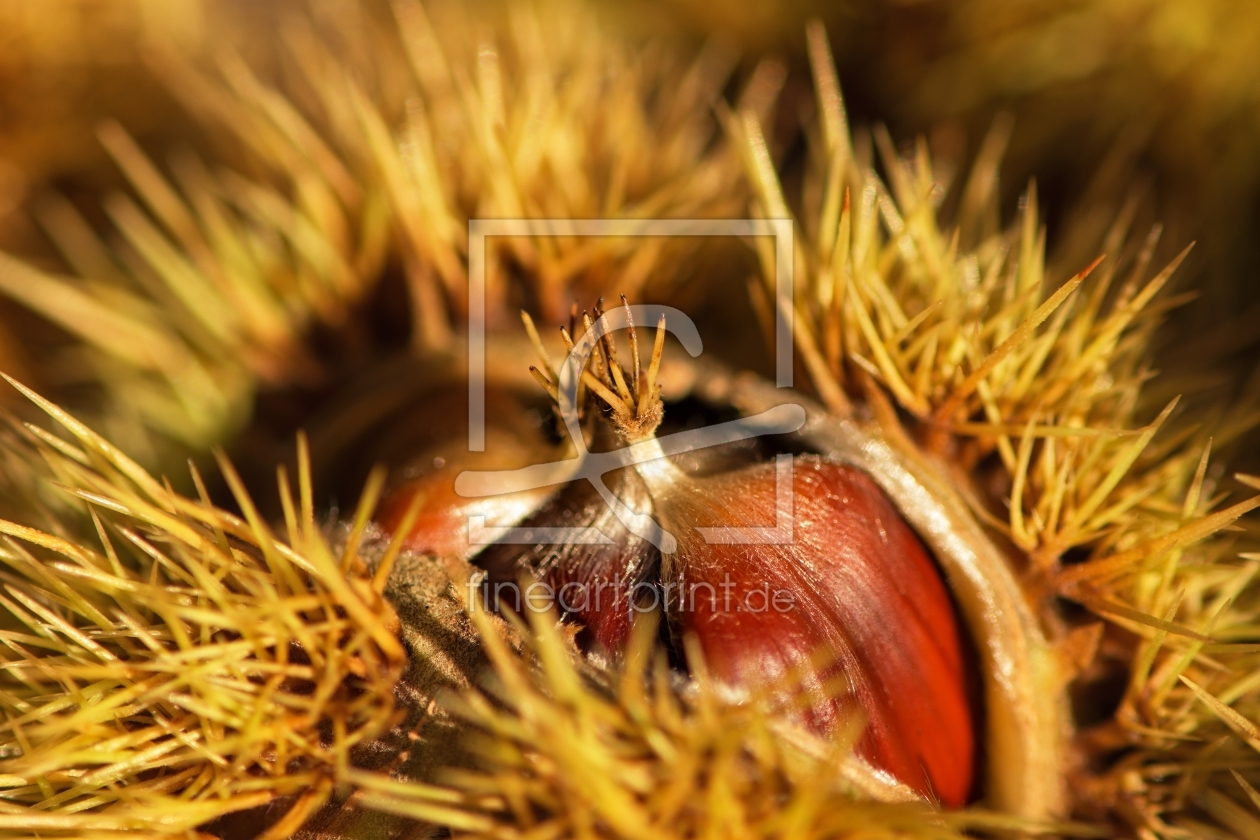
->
xmin=1 ymin=0 xmax=1258 ymax=469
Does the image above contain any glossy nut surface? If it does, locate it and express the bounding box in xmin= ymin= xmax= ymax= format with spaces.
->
xmin=659 ymin=457 xmax=976 ymax=807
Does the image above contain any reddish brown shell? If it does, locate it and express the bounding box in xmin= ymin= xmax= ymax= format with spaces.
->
xmin=658 ymin=457 xmax=976 ymax=807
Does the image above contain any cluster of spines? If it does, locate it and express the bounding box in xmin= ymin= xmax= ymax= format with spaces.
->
xmin=0 ymin=0 xmax=741 ymax=478
xmin=522 ymin=295 xmax=668 ymax=444
xmin=0 ymin=378 xmax=406 ymax=837
xmin=732 ymin=21 xmax=1260 ymax=834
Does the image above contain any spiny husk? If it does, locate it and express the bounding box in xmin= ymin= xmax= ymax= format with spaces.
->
xmin=734 ymin=23 xmax=1260 ymax=575
xmin=0 ymin=381 xmax=1057 ymax=840
xmin=335 ymin=0 xmax=746 ymax=329
xmin=733 ymin=22 xmax=1260 ymax=836
xmin=0 ymin=0 xmax=748 ymax=477
xmin=0 ymin=108 xmax=386 ymax=460
xmin=357 ymin=603 xmax=982 ymax=840
xmin=175 ymin=0 xmax=748 ymax=332
xmin=886 ymin=0 xmax=1260 ymax=339
xmin=0 ymin=2 xmax=1259 ymax=838
xmin=0 ymin=377 xmax=406 ymax=837
xmin=310 ymin=591 xmax=1092 ymax=838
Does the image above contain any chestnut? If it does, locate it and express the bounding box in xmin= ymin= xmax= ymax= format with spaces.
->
xmin=380 ymin=302 xmax=982 ymax=807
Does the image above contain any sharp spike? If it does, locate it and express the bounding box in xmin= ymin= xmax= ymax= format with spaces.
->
xmin=581 ymin=370 xmax=631 ymax=418
xmin=583 ymin=311 xmax=610 ymax=384
xmin=529 ymin=365 xmax=559 ymax=401
xmin=521 ymin=310 xmax=556 ymax=380
xmin=641 ymin=313 xmax=668 ymax=417
xmin=622 ymin=294 xmax=641 ymax=401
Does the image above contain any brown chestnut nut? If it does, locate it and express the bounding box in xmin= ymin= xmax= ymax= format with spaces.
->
xmin=653 ymin=457 xmax=975 ymax=807
xmin=379 ymin=302 xmax=979 ymax=807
